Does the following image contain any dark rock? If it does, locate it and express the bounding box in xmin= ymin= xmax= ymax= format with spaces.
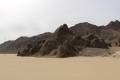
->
xmin=106 ymin=20 xmax=120 ymax=30
xmin=83 ymin=34 xmax=108 ymax=48
xmin=1 ymin=20 xmax=120 ymax=57
xmin=69 ymin=22 xmax=98 ymax=36
xmin=38 ymin=39 xmax=58 ymax=56
xmin=17 ymin=33 xmax=52 ymax=56
xmin=54 ymin=24 xmax=74 ymax=44
xmin=99 ymin=20 xmax=120 ymax=46
xmin=50 ymin=40 xmax=78 ymax=58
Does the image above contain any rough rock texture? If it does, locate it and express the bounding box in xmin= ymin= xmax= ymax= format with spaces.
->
xmin=0 ymin=32 xmax=52 ymax=53
xmin=99 ymin=20 xmax=120 ymax=46
xmin=69 ymin=22 xmax=98 ymax=36
xmin=17 ymin=24 xmax=109 ymax=57
xmin=0 ymin=20 xmax=120 ymax=57
xmin=83 ymin=34 xmax=108 ymax=48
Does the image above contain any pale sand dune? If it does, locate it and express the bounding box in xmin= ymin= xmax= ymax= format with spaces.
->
xmin=0 ymin=54 xmax=120 ymax=80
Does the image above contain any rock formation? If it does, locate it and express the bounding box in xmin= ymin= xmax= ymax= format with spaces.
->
xmin=0 ymin=20 xmax=120 ymax=57
xmin=16 ymin=24 xmax=109 ymax=57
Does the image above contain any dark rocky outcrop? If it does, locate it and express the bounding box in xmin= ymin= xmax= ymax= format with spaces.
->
xmin=99 ymin=20 xmax=120 ymax=46
xmin=16 ymin=24 xmax=109 ymax=57
xmin=0 ymin=20 xmax=120 ymax=57
xmin=0 ymin=32 xmax=52 ymax=53
xmin=83 ymin=34 xmax=108 ymax=48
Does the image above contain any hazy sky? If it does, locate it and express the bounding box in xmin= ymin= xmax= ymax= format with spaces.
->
xmin=0 ymin=0 xmax=120 ymax=43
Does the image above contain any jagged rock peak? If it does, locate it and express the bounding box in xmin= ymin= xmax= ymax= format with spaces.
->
xmin=54 ymin=24 xmax=70 ymax=35
xmin=107 ymin=20 xmax=120 ymax=26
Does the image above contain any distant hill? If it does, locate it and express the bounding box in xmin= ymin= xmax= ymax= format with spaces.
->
xmin=0 ymin=40 xmax=15 ymax=53
xmin=0 ymin=20 xmax=120 ymax=57
xmin=0 ymin=33 xmax=52 ymax=53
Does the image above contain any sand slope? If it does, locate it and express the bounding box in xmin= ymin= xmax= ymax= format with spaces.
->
xmin=0 ymin=54 xmax=120 ymax=80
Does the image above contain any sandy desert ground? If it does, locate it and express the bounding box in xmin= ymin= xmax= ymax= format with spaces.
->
xmin=0 ymin=53 xmax=120 ymax=80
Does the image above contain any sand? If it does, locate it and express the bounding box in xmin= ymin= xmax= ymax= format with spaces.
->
xmin=0 ymin=54 xmax=120 ymax=80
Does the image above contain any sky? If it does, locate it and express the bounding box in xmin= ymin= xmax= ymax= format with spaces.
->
xmin=0 ymin=0 xmax=120 ymax=44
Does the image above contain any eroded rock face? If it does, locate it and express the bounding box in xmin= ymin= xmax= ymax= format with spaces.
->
xmin=51 ymin=40 xmax=78 ymax=58
xmin=17 ymin=33 xmax=52 ymax=56
xmin=99 ymin=20 xmax=120 ymax=46
xmin=84 ymin=34 xmax=108 ymax=48
xmin=54 ymin=24 xmax=74 ymax=44
xmin=17 ymin=24 xmax=109 ymax=57
xmin=2 ymin=20 xmax=119 ymax=57
xmin=38 ymin=39 xmax=58 ymax=56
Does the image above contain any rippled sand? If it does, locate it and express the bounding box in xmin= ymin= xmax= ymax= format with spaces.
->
xmin=0 ymin=54 xmax=120 ymax=80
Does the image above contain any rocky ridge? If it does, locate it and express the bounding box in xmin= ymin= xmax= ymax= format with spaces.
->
xmin=0 ymin=20 xmax=120 ymax=57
